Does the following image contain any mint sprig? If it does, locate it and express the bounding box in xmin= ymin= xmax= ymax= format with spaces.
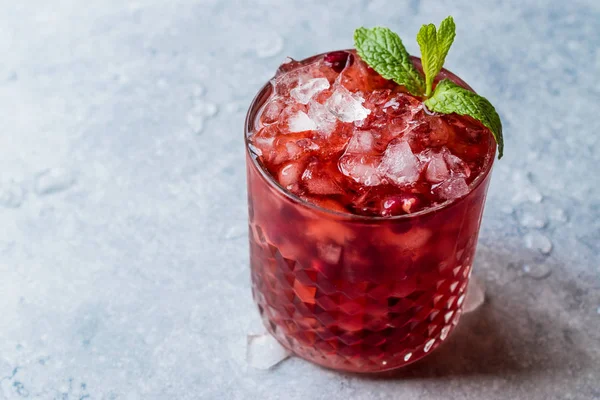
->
xmin=354 ymin=27 xmax=425 ymax=96
xmin=424 ymin=79 xmax=503 ymax=158
xmin=353 ymin=17 xmax=504 ymax=159
xmin=417 ymin=16 xmax=456 ymax=97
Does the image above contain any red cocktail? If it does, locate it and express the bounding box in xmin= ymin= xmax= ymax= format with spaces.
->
xmin=245 ymin=50 xmax=496 ymax=372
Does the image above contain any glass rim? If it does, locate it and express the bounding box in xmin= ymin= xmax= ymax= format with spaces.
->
xmin=244 ymin=50 xmax=497 ymax=222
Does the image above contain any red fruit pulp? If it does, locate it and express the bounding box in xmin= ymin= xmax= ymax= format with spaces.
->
xmin=245 ymin=50 xmax=496 ymax=372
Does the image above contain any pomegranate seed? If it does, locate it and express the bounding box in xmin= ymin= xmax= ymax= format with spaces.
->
xmin=324 ymin=51 xmax=354 ymax=73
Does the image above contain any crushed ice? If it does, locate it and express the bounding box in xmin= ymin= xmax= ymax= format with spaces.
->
xmin=378 ymin=140 xmax=420 ymax=186
xmin=291 ymin=78 xmax=329 ymax=104
xmin=324 ymin=86 xmax=370 ymax=123
xmin=287 ymin=111 xmax=317 ymax=132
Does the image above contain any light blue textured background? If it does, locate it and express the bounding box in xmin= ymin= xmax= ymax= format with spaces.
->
xmin=0 ymin=0 xmax=599 ymax=399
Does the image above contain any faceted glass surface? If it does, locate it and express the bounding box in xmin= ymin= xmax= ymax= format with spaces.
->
xmin=245 ymin=51 xmax=496 ymax=372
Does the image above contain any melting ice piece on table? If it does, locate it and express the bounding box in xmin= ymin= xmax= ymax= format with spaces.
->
xmin=290 ymin=78 xmax=330 ymax=104
xmin=325 ymin=86 xmax=370 ymax=123
xmin=247 ymin=332 xmax=291 ymax=369
xmin=307 ymin=100 xmax=337 ymax=136
xmin=463 ymin=276 xmax=485 ymax=313
xmin=378 ymin=139 xmax=420 ymax=186
xmin=287 ymin=111 xmax=317 ymax=132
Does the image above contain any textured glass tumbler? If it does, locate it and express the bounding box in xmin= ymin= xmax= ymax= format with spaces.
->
xmin=245 ymin=55 xmax=496 ymax=373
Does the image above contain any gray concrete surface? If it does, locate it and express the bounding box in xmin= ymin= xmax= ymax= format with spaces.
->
xmin=0 ymin=0 xmax=598 ymax=398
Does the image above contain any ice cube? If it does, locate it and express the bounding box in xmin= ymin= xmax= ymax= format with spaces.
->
xmin=287 ymin=111 xmax=316 ymax=132
xmin=249 ymin=136 xmax=275 ymax=157
xmin=433 ymin=176 xmax=469 ymax=200
xmin=425 ymin=151 xmax=450 ymax=183
xmin=463 ymin=277 xmax=485 ymax=313
xmin=274 ymin=61 xmax=322 ymax=94
xmin=307 ymin=100 xmax=337 ymax=136
xmin=296 ymin=138 xmax=320 ymax=151
xmin=383 ymin=98 xmax=400 ymax=109
xmin=325 ymin=86 xmax=370 ymax=123
xmin=290 ymin=78 xmax=330 ymax=104
xmin=338 ymin=155 xmax=382 ymax=186
xmin=285 ymin=141 xmax=302 ymax=159
xmin=302 ymin=161 xmax=343 ymax=195
xmin=247 ymin=332 xmax=290 ymax=369
xmin=261 ymin=97 xmax=285 ymax=125
xmin=278 ymin=161 xmax=304 ymax=189
xmin=346 ymin=130 xmax=376 ymax=154
xmin=444 ymin=153 xmax=471 ymax=178
xmin=378 ymin=140 xmax=420 ymax=186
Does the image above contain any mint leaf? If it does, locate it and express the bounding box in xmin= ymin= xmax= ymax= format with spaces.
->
xmin=354 ymin=27 xmax=425 ymax=96
xmin=424 ymin=79 xmax=504 ymax=158
xmin=417 ymin=16 xmax=456 ymax=97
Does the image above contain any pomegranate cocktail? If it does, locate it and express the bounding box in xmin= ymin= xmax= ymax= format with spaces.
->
xmin=245 ymin=17 xmax=503 ymax=372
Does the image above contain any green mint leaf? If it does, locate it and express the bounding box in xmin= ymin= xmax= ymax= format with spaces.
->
xmin=424 ymin=79 xmax=504 ymax=158
xmin=417 ymin=16 xmax=456 ymax=97
xmin=354 ymin=27 xmax=425 ymax=96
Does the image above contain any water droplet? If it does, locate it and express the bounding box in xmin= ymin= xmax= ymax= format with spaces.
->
xmin=187 ymin=113 xmax=205 ymax=133
xmin=524 ymin=231 xmax=553 ymax=255
xmin=403 ymin=352 xmax=412 ymax=362
xmin=516 ymin=202 xmax=547 ymax=228
xmin=549 ymin=207 xmax=567 ymax=223
xmin=255 ymin=34 xmax=284 ymax=58
xmin=34 ymin=168 xmax=74 ymax=196
xmin=511 ymin=172 xmax=542 ymax=204
xmin=156 ymin=78 xmax=168 ymax=89
xmin=197 ymin=102 xmax=218 ymax=117
xmin=187 ymin=102 xmax=218 ymax=134
xmin=463 ymin=277 xmax=485 ymax=313
xmin=424 ymin=338 xmax=435 ymax=352
xmin=0 ymin=181 xmax=25 ymax=208
xmin=522 ymin=263 xmax=552 ymax=280
xmin=192 ymin=84 xmax=205 ymax=98
xmin=500 ymin=205 xmax=514 ymax=214
xmin=224 ymin=102 xmax=243 ymax=114
xmin=246 ymin=333 xmax=290 ymax=369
